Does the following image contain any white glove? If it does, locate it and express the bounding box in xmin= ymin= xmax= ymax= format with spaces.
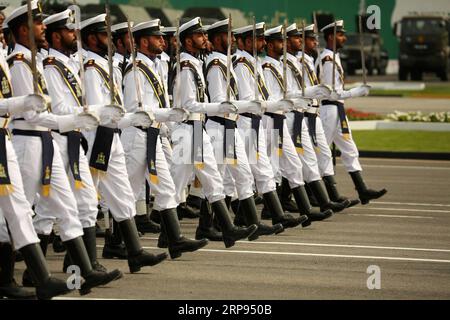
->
xmin=233 ymin=100 xmax=263 ymax=115
xmin=153 ymin=108 xmax=189 ymax=122
xmin=304 ymin=84 xmax=332 ymax=99
xmin=0 ymin=94 xmax=50 ymax=115
xmin=349 ymin=84 xmax=371 ymax=98
xmin=117 ymin=111 xmax=154 ymax=129
xmin=220 ymin=101 xmax=238 ymax=113
xmin=58 ymin=112 xmax=99 ymax=133
xmin=159 ymin=123 xmax=169 ymax=137
xmin=331 ymin=85 xmax=371 ymax=100
xmin=264 ymin=99 xmax=294 ymax=113
xmin=88 ymin=104 xmax=125 ymax=126
xmin=291 ymin=98 xmax=311 ymax=111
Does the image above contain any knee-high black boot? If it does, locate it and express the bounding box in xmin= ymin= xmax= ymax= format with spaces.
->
xmin=308 ymin=180 xmax=351 ymax=212
xmin=349 ymin=171 xmax=387 ymax=205
xmin=322 ymin=175 xmax=360 ymax=207
xmin=195 ymin=200 xmax=223 ymax=241
xmin=291 ymin=186 xmax=333 ymax=221
xmin=262 ymin=191 xmax=308 ymax=229
xmin=22 ymin=234 xmax=49 ymax=287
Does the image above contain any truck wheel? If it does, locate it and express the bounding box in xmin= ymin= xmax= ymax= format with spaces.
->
xmin=399 ymin=66 xmax=408 ymax=80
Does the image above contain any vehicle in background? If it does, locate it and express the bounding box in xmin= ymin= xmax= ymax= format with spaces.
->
xmin=394 ymin=16 xmax=450 ymax=81
xmin=340 ymin=32 xmax=389 ymax=76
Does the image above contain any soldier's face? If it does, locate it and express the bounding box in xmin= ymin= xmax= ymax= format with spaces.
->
xmin=34 ymin=20 xmax=46 ymax=47
xmin=256 ymin=36 xmax=265 ymax=54
xmin=60 ymin=28 xmax=77 ymax=52
xmin=305 ymin=36 xmax=318 ymax=53
xmin=191 ymin=32 xmax=207 ymax=50
xmin=147 ymin=35 xmax=164 ymax=54
xmin=335 ymin=32 xmax=346 ymax=49
xmin=289 ymin=35 xmax=301 ymax=52
xmin=123 ymin=33 xmax=131 ymax=53
xmin=96 ymin=32 xmax=108 ymax=52
xmin=220 ymin=32 xmax=236 ymax=53
xmin=270 ymin=39 xmax=283 ymax=56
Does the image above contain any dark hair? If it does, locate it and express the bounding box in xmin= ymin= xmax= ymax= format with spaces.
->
xmin=9 ymin=16 xmax=28 ymax=42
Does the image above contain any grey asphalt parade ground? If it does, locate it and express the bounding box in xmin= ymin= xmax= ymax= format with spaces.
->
xmin=14 ymin=157 xmax=450 ymax=300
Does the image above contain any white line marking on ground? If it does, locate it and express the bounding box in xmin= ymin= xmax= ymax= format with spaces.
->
xmin=135 ymin=241 xmax=450 ymax=253
xmin=349 ymin=207 xmax=450 ymax=214
xmin=337 ymin=164 xmax=450 ymax=170
xmin=347 ymin=213 xmax=433 ymax=219
xmin=53 ymin=297 xmax=129 ymax=300
xmin=372 ymin=201 xmax=450 ymax=207
xmin=140 ymin=246 xmax=450 ymax=264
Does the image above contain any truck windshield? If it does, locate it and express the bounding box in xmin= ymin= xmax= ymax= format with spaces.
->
xmin=402 ymin=19 xmax=444 ymax=34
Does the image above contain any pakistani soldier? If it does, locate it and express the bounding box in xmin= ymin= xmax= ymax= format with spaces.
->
xmin=261 ymin=25 xmax=342 ymax=222
xmin=170 ymin=17 xmax=258 ymax=248
xmin=319 ymin=20 xmax=387 ymax=204
xmin=81 ymin=13 xmax=168 ymax=272
xmin=293 ymin=23 xmax=359 ymax=206
xmin=204 ymin=18 xmax=284 ymax=240
xmin=6 ymin=0 xmax=120 ymax=295
xmin=0 ymin=51 xmax=74 ymax=299
xmin=35 ymin=9 xmax=124 ymax=278
xmin=233 ymin=22 xmax=307 ymax=228
xmin=122 ymin=19 xmax=208 ymax=259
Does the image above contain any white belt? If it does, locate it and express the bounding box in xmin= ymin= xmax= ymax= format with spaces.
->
xmin=187 ymin=113 xmax=205 ymax=122
xmin=0 ymin=117 xmax=9 ymax=128
xmin=13 ymin=120 xmax=50 ymax=132
xmin=305 ymin=106 xmax=319 ymax=114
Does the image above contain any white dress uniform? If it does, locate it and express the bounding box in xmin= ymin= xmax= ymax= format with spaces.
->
xmin=285 ymin=50 xmax=323 ymax=182
xmin=32 ymin=48 xmax=99 ymax=232
xmin=261 ymin=54 xmax=305 ymax=188
xmin=83 ymin=50 xmax=137 ymax=221
xmin=205 ymin=50 xmax=254 ymax=201
xmin=122 ymin=51 xmax=178 ymax=211
xmin=170 ymin=51 xmax=226 ymax=204
xmin=0 ymin=54 xmax=40 ymax=249
xmin=233 ymin=49 xmax=277 ymax=194
xmin=318 ymin=47 xmax=362 ymax=172
xmin=296 ymin=50 xmax=334 ymax=177
xmin=8 ymin=43 xmax=83 ymax=241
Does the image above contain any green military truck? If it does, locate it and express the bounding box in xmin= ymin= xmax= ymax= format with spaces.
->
xmin=395 ymin=16 xmax=450 ymax=81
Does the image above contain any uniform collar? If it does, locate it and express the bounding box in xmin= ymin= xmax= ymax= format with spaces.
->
xmin=239 ymin=49 xmax=255 ymax=63
xmin=10 ymin=43 xmax=32 ymax=60
xmin=181 ymin=51 xmax=202 ymax=67
xmin=206 ymin=50 xmax=226 ymax=65
xmin=48 ymin=48 xmax=71 ymax=64
xmin=87 ymin=50 xmax=108 ymax=68
xmin=264 ymin=55 xmax=282 ymax=68
xmin=159 ymin=51 xmax=170 ymax=62
xmin=113 ymin=52 xmax=124 ymax=62
xmin=136 ymin=51 xmax=156 ymax=68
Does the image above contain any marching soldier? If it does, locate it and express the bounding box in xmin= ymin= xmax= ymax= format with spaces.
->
xmin=5 ymin=0 xmax=120 ymax=295
xmin=0 ymin=54 xmax=73 ymax=299
xmin=81 ymin=13 xmax=168 ymax=272
xmin=122 ymin=19 xmax=208 ymax=259
xmin=170 ymin=17 xmax=258 ymax=248
xmin=204 ymin=18 xmax=284 ymax=239
xmin=294 ymin=23 xmax=359 ymax=206
xmin=36 ymin=9 xmax=123 ymax=276
xmin=262 ymin=25 xmax=343 ymax=221
xmin=233 ymin=22 xmax=306 ymax=228
xmin=319 ymin=20 xmax=387 ymax=204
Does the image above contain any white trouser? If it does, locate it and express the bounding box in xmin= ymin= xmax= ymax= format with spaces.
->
xmin=34 ymin=133 xmax=98 ymax=231
xmin=262 ymin=115 xmax=304 ymax=189
xmin=170 ymin=122 xmax=225 ymax=204
xmin=121 ymin=127 xmax=178 ymax=211
xmin=0 ymin=136 xmax=39 ymax=249
xmin=309 ymin=115 xmax=335 ymax=177
xmin=206 ymin=119 xmax=254 ymax=201
xmin=11 ymin=134 xmax=83 ymax=242
xmin=236 ymin=116 xmax=276 ymax=194
xmin=223 ymin=167 xmax=238 ymax=199
xmin=84 ymin=129 xmax=136 ymax=221
xmin=285 ymin=112 xmax=322 ymax=182
xmin=319 ymin=104 xmax=362 ymax=172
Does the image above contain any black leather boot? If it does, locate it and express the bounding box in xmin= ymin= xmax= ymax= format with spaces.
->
xmin=64 ymin=237 xmax=122 ymax=295
xmin=20 ymin=243 xmax=73 ymax=300
xmin=239 ymin=197 xmax=284 ymax=241
xmin=118 ymin=218 xmax=168 ymax=272
xmin=211 ymin=199 xmax=258 ymax=248
xmin=278 ymin=178 xmax=299 ymax=212
xmin=322 ymin=175 xmax=360 ymax=208
xmin=177 ymin=202 xmax=200 ymax=220
xmin=291 ymin=186 xmax=333 ymax=222
xmin=161 ymin=208 xmax=209 ymax=259
xmin=102 ymin=219 xmax=128 ymax=260
xmin=308 ymin=180 xmax=351 ymax=213
xmin=349 ymin=171 xmax=388 ymax=205
xmin=0 ymin=243 xmax=36 ymax=299
xmin=149 ymin=209 xmax=161 ymax=224
xmin=195 ymin=200 xmax=223 ymax=241
xmin=262 ymin=191 xmax=307 ymax=229
xmin=157 ymin=210 xmax=168 ymax=249
xmin=22 ymin=234 xmax=49 ymax=287
xmin=52 ymin=234 xmax=66 ymax=253
xmin=305 ymin=183 xmax=320 ymax=207
xmin=135 ymin=214 xmax=161 ymax=234
xmin=231 ymin=199 xmax=246 ymax=227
